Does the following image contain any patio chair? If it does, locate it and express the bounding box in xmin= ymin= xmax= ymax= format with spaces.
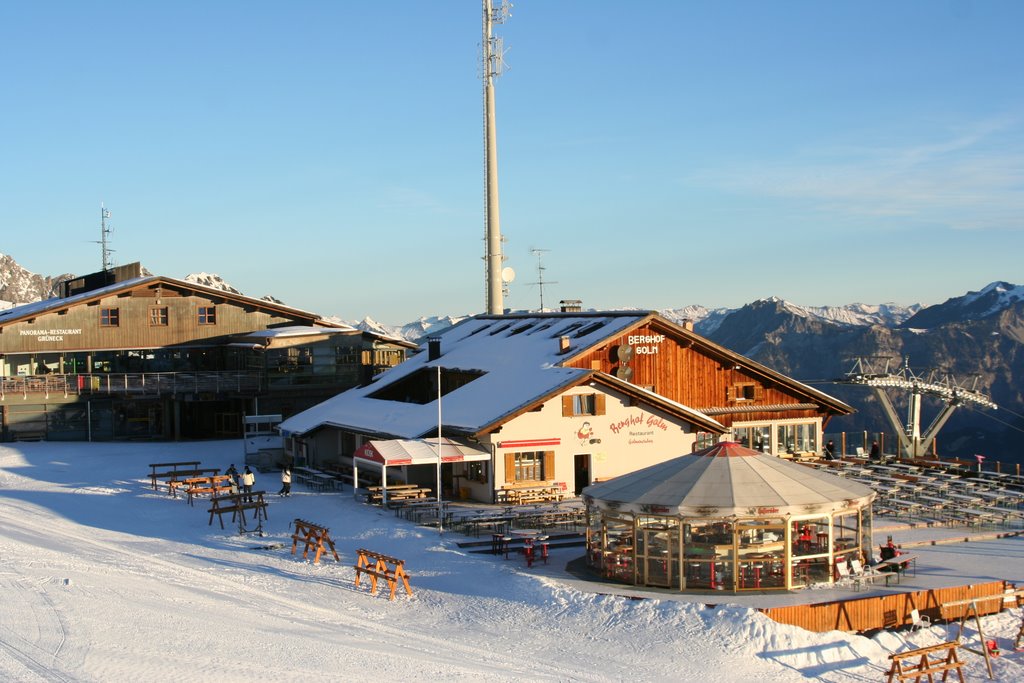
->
xmin=909 ymin=609 xmax=932 ymax=631
xmin=834 ymin=559 xmax=855 ymax=587
xmin=849 ymin=558 xmax=889 ymax=588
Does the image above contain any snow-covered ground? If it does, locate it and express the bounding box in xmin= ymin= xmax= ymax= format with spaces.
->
xmin=1 ymin=440 xmax=1023 ymax=682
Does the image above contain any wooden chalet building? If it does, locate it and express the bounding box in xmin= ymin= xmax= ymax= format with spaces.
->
xmin=279 ymin=310 xmax=853 ymax=502
xmin=0 ymin=263 xmax=414 ymax=441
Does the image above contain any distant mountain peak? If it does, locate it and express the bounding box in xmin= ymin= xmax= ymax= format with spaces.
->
xmin=183 ymin=272 xmax=242 ymax=295
xmin=0 ymin=253 xmax=72 ymax=305
xmin=904 ymin=280 xmax=1024 ymax=329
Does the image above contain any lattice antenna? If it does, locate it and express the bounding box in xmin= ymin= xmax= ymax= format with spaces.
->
xmin=529 ymin=247 xmax=557 ymax=312
xmin=99 ymin=203 xmax=115 ymax=271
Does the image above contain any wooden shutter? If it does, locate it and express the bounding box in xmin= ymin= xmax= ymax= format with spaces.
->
xmin=726 ymin=385 xmax=735 ymax=401
xmin=543 ymin=451 xmax=555 ymax=481
xmin=595 ymin=394 xmax=606 ymax=416
xmin=504 ymin=453 xmax=516 ymax=483
xmin=562 ymin=395 xmax=574 ymax=417
xmin=754 ymin=385 xmax=764 ymax=401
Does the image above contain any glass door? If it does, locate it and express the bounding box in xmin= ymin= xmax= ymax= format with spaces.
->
xmin=637 ymin=521 xmax=674 ymax=588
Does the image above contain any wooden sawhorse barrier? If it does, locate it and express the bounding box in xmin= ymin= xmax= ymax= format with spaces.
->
xmin=208 ymin=491 xmax=269 ymax=534
xmin=185 ymin=475 xmax=234 ymax=506
xmin=353 ymin=549 xmax=412 ymax=601
xmin=291 ymin=519 xmax=340 ymax=565
xmin=885 ymin=642 xmax=965 ymax=683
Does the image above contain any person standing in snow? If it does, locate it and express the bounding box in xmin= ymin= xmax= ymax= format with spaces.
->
xmin=226 ymin=463 xmax=239 ymax=488
xmin=279 ymin=466 xmax=291 ymax=497
xmin=241 ymin=466 xmax=255 ymax=502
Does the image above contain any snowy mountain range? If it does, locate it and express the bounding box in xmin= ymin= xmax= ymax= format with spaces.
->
xmin=3 ymin=253 xmax=1022 ymax=459
xmin=4 ymin=252 xmax=1008 ymax=340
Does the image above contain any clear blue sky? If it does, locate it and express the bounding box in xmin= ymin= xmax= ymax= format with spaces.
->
xmin=2 ymin=1 xmax=1022 ymax=324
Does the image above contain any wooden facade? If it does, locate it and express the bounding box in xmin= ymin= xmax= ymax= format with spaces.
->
xmin=562 ymin=316 xmax=848 ymax=431
xmin=0 ymin=265 xmax=412 ymax=441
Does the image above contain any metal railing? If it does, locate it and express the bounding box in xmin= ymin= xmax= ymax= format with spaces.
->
xmin=0 ymin=372 xmax=262 ymax=399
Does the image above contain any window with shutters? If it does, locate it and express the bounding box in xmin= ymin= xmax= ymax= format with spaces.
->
xmin=729 ymin=382 xmax=761 ymax=402
xmin=505 ymin=451 xmax=555 ymax=482
xmin=561 ymin=393 xmax=606 ymax=417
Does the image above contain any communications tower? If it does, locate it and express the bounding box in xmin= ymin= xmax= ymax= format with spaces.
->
xmin=482 ymin=0 xmax=511 ymax=314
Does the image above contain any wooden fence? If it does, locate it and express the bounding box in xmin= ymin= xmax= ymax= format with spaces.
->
xmin=760 ymin=581 xmax=1009 ymax=633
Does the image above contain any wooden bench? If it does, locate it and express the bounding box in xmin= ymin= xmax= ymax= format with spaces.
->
xmin=885 ymin=642 xmax=965 ymax=683
xmin=291 ymin=518 xmax=340 ymax=565
xmin=208 ymin=491 xmax=269 ymax=533
xmin=148 ymin=461 xmax=201 ymax=490
xmin=353 ymin=549 xmax=412 ymax=601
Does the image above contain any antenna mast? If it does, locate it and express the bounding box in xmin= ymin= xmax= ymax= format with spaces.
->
xmin=482 ymin=0 xmax=511 ymax=315
xmin=100 ymin=203 xmax=114 ymax=271
xmin=530 ymin=248 xmax=557 ymax=311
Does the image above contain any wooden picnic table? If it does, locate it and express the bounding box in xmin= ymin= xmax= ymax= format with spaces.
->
xmin=367 ymin=486 xmax=433 ymax=505
xmin=875 ymin=553 xmax=917 ymax=579
xmin=498 ymin=484 xmax=564 ymax=505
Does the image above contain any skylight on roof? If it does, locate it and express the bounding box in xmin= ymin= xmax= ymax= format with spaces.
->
xmin=368 ymin=367 xmax=485 ymax=404
xmin=509 ymin=323 xmax=535 ymax=335
xmin=461 ymin=324 xmax=490 ymax=340
xmin=527 ymin=322 xmax=555 ymax=335
xmin=574 ymin=321 xmax=605 ymax=337
xmin=550 ymin=323 xmax=583 ymax=338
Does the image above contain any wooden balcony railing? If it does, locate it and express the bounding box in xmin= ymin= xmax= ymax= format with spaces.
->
xmin=0 ymin=372 xmax=263 ymax=399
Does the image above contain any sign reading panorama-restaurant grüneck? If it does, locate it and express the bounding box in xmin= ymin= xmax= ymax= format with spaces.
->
xmin=19 ymin=329 xmax=83 ymax=342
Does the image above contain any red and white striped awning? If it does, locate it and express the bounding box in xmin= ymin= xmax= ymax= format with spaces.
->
xmin=353 ymin=438 xmax=489 ymax=469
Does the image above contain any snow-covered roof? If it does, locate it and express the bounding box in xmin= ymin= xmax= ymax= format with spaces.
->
xmin=0 ymin=275 xmax=333 ymax=326
xmin=278 ymin=310 xmax=846 ymax=439
xmin=583 ymin=441 xmax=875 ymax=517
xmin=280 ymin=312 xmax=654 ymax=438
xmin=241 ymin=325 xmax=358 ymax=339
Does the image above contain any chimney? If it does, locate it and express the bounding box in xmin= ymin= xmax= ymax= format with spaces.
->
xmin=559 ymin=299 xmax=582 ymax=313
xmin=682 ymin=319 xmax=694 ymax=332
xmin=559 ymin=336 xmax=571 ymax=353
xmin=427 ymin=337 xmax=442 ymax=361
